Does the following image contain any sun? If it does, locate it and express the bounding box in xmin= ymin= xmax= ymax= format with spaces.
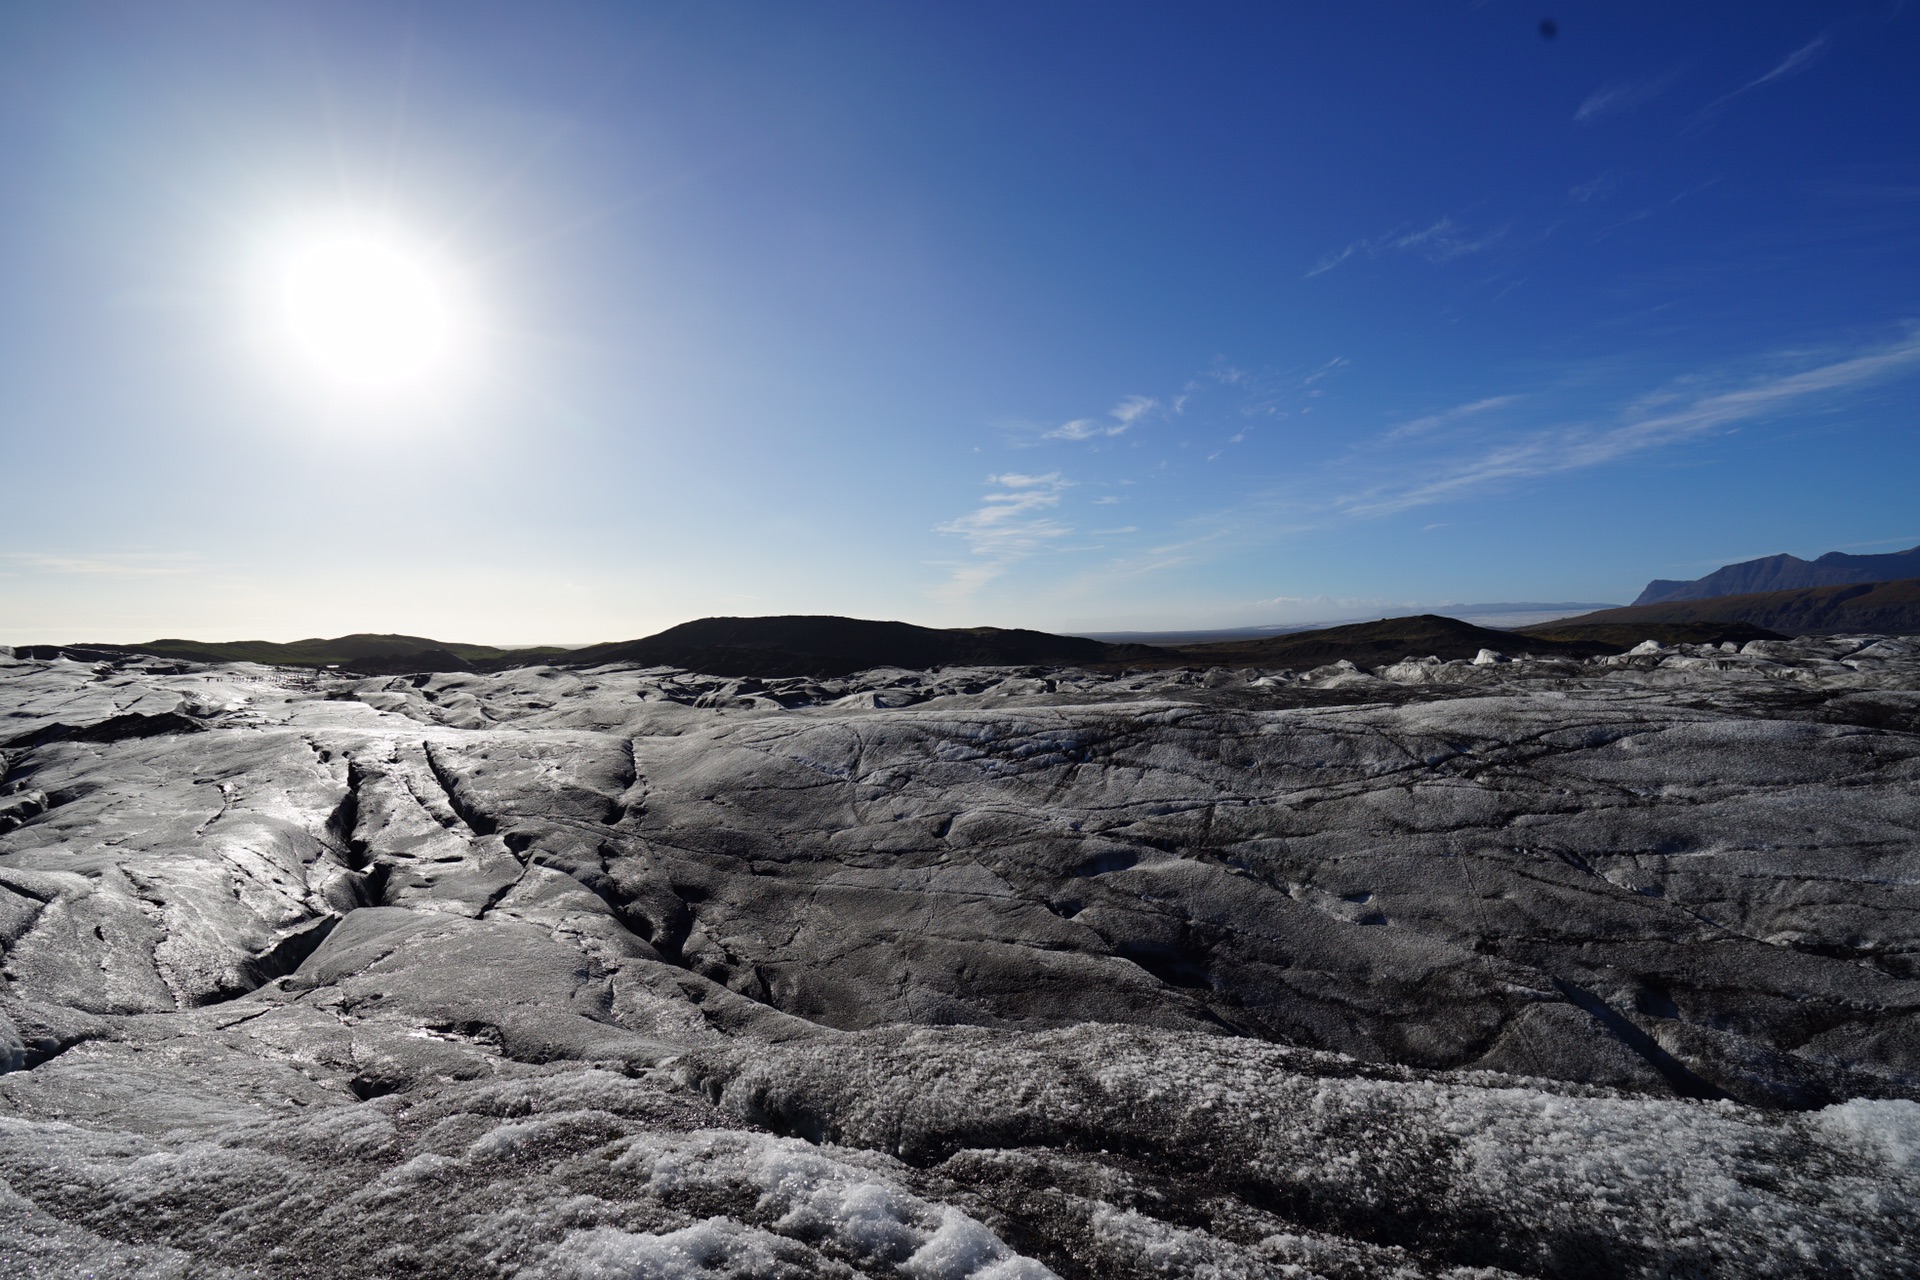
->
xmin=255 ymin=216 xmax=479 ymax=404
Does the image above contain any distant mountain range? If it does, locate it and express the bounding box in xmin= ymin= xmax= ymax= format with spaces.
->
xmin=1171 ymin=614 xmax=1770 ymax=667
xmin=1553 ymin=578 xmax=1920 ymax=637
xmin=9 ymin=633 xmax=571 ymax=675
xmin=13 ymin=620 xmax=1159 ymax=677
xmin=1634 ymin=545 xmax=1920 ymax=605
xmin=1087 ymin=603 xmax=1619 ymax=647
xmin=19 ymin=544 xmax=1920 ymax=678
xmin=18 ymin=612 xmax=1786 ymax=678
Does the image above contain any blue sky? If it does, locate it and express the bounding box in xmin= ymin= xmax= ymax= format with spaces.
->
xmin=2 ymin=1 xmax=1917 ymax=644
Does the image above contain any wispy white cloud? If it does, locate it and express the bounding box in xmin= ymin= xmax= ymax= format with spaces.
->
xmin=1693 ymin=35 xmax=1828 ymax=124
xmin=1568 ymin=172 xmax=1617 ymax=204
xmin=987 ymin=471 xmax=1066 ymax=490
xmin=1395 ymin=219 xmax=1504 ymax=263
xmin=1575 ymin=70 xmax=1680 ymax=124
xmin=1042 ymin=418 xmax=1117 ymax=441
xmin=954 ymin=330 xmax=1918 ymax=622
xmin=1187 ymin=365 xmax=1246 ymax=390
xmin=1077 ymin=527 xmax=1233 ymax=587
xmin=1299 ymin=356 xmax=1349 ymax=387
xmin=1304 ymin=244 xmax=1358 ymax=278
xmin=1342 ymin=331 xmax=1920 ymax=517
xmin=1746 ymin=34 xmax=1829 ymax=90
xmin=1306 ymin=219 xmax=1506 ymax=278
xmin=1379 ymin=394 xmax=1520 ymax=443
xmin=931 ymin=472 xmax=1075 ymax=600
xmin=1040 ymin=394 xmax=1159 ymax=442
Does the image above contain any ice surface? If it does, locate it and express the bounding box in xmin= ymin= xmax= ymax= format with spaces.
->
xmin=1 ymin=637 xmax=1918 ymax=1275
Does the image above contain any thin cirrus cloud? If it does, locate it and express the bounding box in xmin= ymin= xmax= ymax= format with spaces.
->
xmin=1692 ymin=34 xmax=1829 ymax=125
xmin=1340 ymin=330 xmax=1920 ymax=517
xmin=1298 ymin=357 xmax=1348 ymax=387
xmin=1378 ymin=394 xmax=1521 ymax=444
xmin=1043 ymin=394 xmax=1159 ymax=441
xmin=1568 ymin=172 xmax=1617 ymax=204
xmin=1738 ymin=34 xmax=1830 ymax=92
xmin=1306 ymin=218 xmax=1505 ymax=278
xmin=1574 ymin=70 xmax=1680 ymax=124
xmin=931 ymin=471 xmax=1074 ymax=600
xmin=1044 ymin=419 xmax=1123 ymax=441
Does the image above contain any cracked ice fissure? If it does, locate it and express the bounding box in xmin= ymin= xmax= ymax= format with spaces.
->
xmin=0 ymin=639 xmax=1918 ymax=1277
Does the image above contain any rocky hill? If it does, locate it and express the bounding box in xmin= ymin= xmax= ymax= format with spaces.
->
xmin=2 ymin=634 xmax=1917 ymax=1276
xmin=562 ymin=614 xmax=1162 ymax=676
xmin=1634 ymin=544 xmax=1920 ymax=605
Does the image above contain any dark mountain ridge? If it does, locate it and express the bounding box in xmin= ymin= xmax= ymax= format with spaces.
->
xmin=1168 ymin=613 xmax=1776 ymax=668
xmin=18 ymin=612 xmax=1796 ymax=678
xmin=1634 ymin=544 xmax=1920 ymax=605
xmin=11 ymin=633 xmax=569 ymax=675
xmin=1171 ymin=614 xmax=1559 ymax=667
xmin=1083 ymin=603 xmax=1620 ymax=647
xmin=562 ymin=614 xmax=1165 ymax=677
xmin=1552 ymin=578 xmax=1920 ymax=637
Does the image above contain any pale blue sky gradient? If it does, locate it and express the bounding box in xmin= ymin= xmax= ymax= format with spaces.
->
xmin=2 ymin=2 xmax=1917 ymax=644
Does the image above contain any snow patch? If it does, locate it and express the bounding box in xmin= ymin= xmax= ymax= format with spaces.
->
xmin=750 ymin=1139 xmax=1053 ymax=1278
xmin=1813 ymin=1098 xmax=1920 ymax=1172
xmin=543 ymin=1220 xmax=790 ymax=1279
xmin=902 ymin=1208 xmax=1052 ymax=1279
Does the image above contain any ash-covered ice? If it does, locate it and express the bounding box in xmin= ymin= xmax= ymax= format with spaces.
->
xmin=2 ymin=635 xmax=1917 ymax=1277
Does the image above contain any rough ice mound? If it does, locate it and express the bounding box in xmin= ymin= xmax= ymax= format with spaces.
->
xmin=1 ymin=633 xmax=1917 ymax=1276
xmin=1814 ymin=1097 xmax=1920 ymax=1173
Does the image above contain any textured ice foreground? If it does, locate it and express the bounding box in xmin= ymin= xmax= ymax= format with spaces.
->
xmin=0 ymin=635 xmax=1916 ymax=1277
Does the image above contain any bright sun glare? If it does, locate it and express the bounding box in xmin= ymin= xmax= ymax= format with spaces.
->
xmin=257 ymin=218 xmax=478 ymax=404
